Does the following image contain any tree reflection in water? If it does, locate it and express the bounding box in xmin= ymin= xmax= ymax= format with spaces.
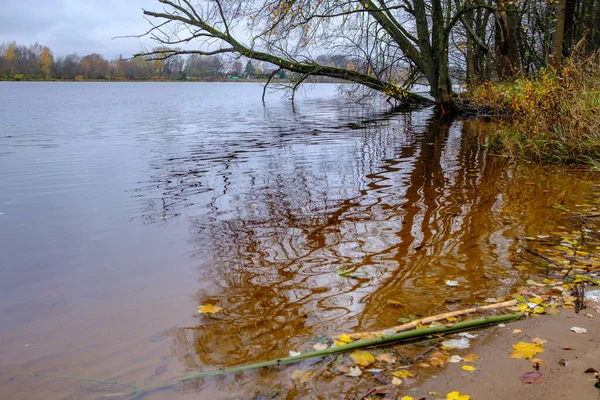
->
xmin=141 ymin=112 xmax=592 ymax=395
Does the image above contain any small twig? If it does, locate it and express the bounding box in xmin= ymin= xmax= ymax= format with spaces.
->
xmin=413 ymin=346 xmax=437 ymax=363
xmin=523 ymin=248 xmax=565 ymax=270
xmin=563 ymin=266 xmax=574 ymax=280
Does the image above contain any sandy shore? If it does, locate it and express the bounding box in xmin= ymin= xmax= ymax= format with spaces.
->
xmin=402 ymin=307 xmax=600 ymax=399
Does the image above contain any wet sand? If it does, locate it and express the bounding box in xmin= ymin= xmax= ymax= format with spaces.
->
xmin=405 ymin=308 xmax=600 ymax=399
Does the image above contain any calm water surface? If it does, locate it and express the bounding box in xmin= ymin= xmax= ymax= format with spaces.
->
xmin=0 ymin=82 xmax=597 ymax=399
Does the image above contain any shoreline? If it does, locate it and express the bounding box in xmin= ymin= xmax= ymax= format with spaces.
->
xmin=403 ymin=308 xmax=600 ymax=399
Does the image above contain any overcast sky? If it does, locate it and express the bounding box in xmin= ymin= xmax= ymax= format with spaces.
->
xmin=0 ymin=0 xmax=159 ymax=58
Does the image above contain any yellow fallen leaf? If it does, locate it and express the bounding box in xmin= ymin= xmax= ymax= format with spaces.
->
xmin=512 ymin=329 xmax=522 ymax=334
xmin=350 ymin=350 xmax=375 ymax=366
xmin=462 ymin=353 xmax=481 ymax=363
xmin=198 ymin=304 xmax=222 ymax=313
xmin=461 ymin=365 xmax=476 ymax=371
xmin=510 ymin=342 xmax=544 ymax=359
xmin=517 ymin=303 xmax=530 ymax=313
xmin=391 ymin=377 xmax=403 ymax=385
xmin=376 ymin=353 xmax=397 ymax=364
xmin=290 ymin=369 xmax=314 ymax=384
xmin=429 ymin=392 xmax=439 ymax=396
xmin=527 ymin=279 xmax=546 ymax=287
xmin=446 ymin=316 xmax=458 ymax=322
xmin=335 ymin=334 xmax=353 ymax=346
xmin=529 ymin=297 xmax=545 ymax=305
xmin=532 ymin=306 xmax=545 ymax=314
xmin=532 ymin=337 xmax=547 ymax=345
xmin=447 ymin=391 xmax=471 ymax=400
xmin=429 ymin=351 xmax=450 ymax=367
xmin=392 ymin=370 xmax=415 ymax=379
xmin=400 ymin=397 xmax=414 ymax=400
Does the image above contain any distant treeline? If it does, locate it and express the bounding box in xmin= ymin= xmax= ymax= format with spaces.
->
xmin=0 ymin=42 xmax=289 ymax=81
xmin=0 ymin=41 xmax=400 ymax=83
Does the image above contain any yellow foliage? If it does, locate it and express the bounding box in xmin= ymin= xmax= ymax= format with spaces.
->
xmin=350 ymin=350 xmax=375 ymax=366
xmin=392 ymin=370 xmax=415 ymax=378
xmin=198 ymin=304 xmax=223 ymax=313
xmin=510 ymin=342 xmax=544 ymax=359
xmin=447 ymin=391 xmax=471 ymax=400
xmin=335 ymin=334 xmax=353 ymax=346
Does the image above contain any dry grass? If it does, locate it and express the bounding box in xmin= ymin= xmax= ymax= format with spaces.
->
xmin=465 ymin=53 xmax=600 ymax=165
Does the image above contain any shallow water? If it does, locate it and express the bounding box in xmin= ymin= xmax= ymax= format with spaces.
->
xmin=0 ymin=82 xmax=597 ymax=399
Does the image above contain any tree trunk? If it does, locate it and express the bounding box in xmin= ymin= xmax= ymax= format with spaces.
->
xmin=549 ymin=0 xmax=567 ymax=66
xmin=563 ymin=0 xmax=577 ymax=56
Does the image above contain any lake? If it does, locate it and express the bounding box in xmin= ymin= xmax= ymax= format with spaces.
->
xmin=0 ymin=82 xmax=597 ymax=399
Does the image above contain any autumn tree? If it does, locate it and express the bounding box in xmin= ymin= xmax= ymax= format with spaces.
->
xmin=137 ymin=0 xmax=508 ymax=111
xmin=185 ymin=54 xmax=224 ymax=78
xmin=39 ymin=46 xmax=53 ymax=79
xmin=80 ymin=53 xmax=110 ymax=79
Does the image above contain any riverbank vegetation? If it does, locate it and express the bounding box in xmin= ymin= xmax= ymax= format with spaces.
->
xmin=465 ymin=52 xmax=600 ymax=165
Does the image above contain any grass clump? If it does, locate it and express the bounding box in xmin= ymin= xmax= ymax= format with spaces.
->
xmin=465 ymin=53 xmax=600 ymax=165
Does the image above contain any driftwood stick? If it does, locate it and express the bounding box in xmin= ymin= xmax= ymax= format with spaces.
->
xmin=335 ymin=299 xmax=518 ymax=340
xmin=523 ymin=248 xmax=565 ymax=269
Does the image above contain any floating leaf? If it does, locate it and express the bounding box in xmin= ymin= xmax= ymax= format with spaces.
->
xmin=198 ymin=304 xmax=222 ymax=313
xmin=345 ymin=366 xmax=362 ymax=377
xmin=448 ymin=355 xmax=463 ymax=363
xmin=517 ymin=303 xmax=530 ymax=313
xmin=521 ymin=371 xmax=543 ymax=384
xmin=376 ymin=353 xmax=397 ymax=364
xmin=391 ymin=377 xmax=403 ymax=385
xmin=527 ymin=280 xmax=546 ymax=287
xmin=571 ymin=327 xmax=587 ymax=334
xmin=400 ymin=396 xmax=414 ymax=400
xmin=585 ymin=367 xmax=599 ymax=373
xmin=289 ymin=350 xmax=301 ymax=357
xmin=154 ymin=364 xmax=167 ymax=376
xmin=445 ymin=280 xmax=460 ymax=287
xmin=291 ymin=369 xmax=314 ymax=384
xmin=461 ymin=365 xmax=476 ymax=371
xmin=350 ymin=350 xmax=375 ymax=367
xmin=429 ymin=351 xmax=450 ymax=367
xmin=447 ymin=391 xmax=471 ymax=400
xmin=335 ymin=334 xmax=353 ymax=346
xmin=513 ymin=329 xmax=522 ymax=334
xmin=442 ymin=338 xmax=470 ymax=349
xmin=532 ymin=337 xmax=547 ymax=345
xmin=392 ymin=371 xmax=415 ymax=379
xmin=510 ymin=342 xmax=544 ymax=359
xmin=446 ymin=316 xmax=458 ymax=322
xmin=313 ymin=343 xmax=328 ymax=351
xmin=462 ymin=353 xmax=481 ymax=363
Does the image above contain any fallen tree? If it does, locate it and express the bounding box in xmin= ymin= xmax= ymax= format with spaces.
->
xmin=136 ymin=0 xmax=498 ymax=112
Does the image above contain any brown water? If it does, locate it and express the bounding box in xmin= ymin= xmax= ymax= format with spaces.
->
xmin=0 ymin=82 xmax=597 ymax=399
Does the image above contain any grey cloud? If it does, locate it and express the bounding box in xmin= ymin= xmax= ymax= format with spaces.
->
xmin=0 ymin=0 xmax=159 ymax=58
